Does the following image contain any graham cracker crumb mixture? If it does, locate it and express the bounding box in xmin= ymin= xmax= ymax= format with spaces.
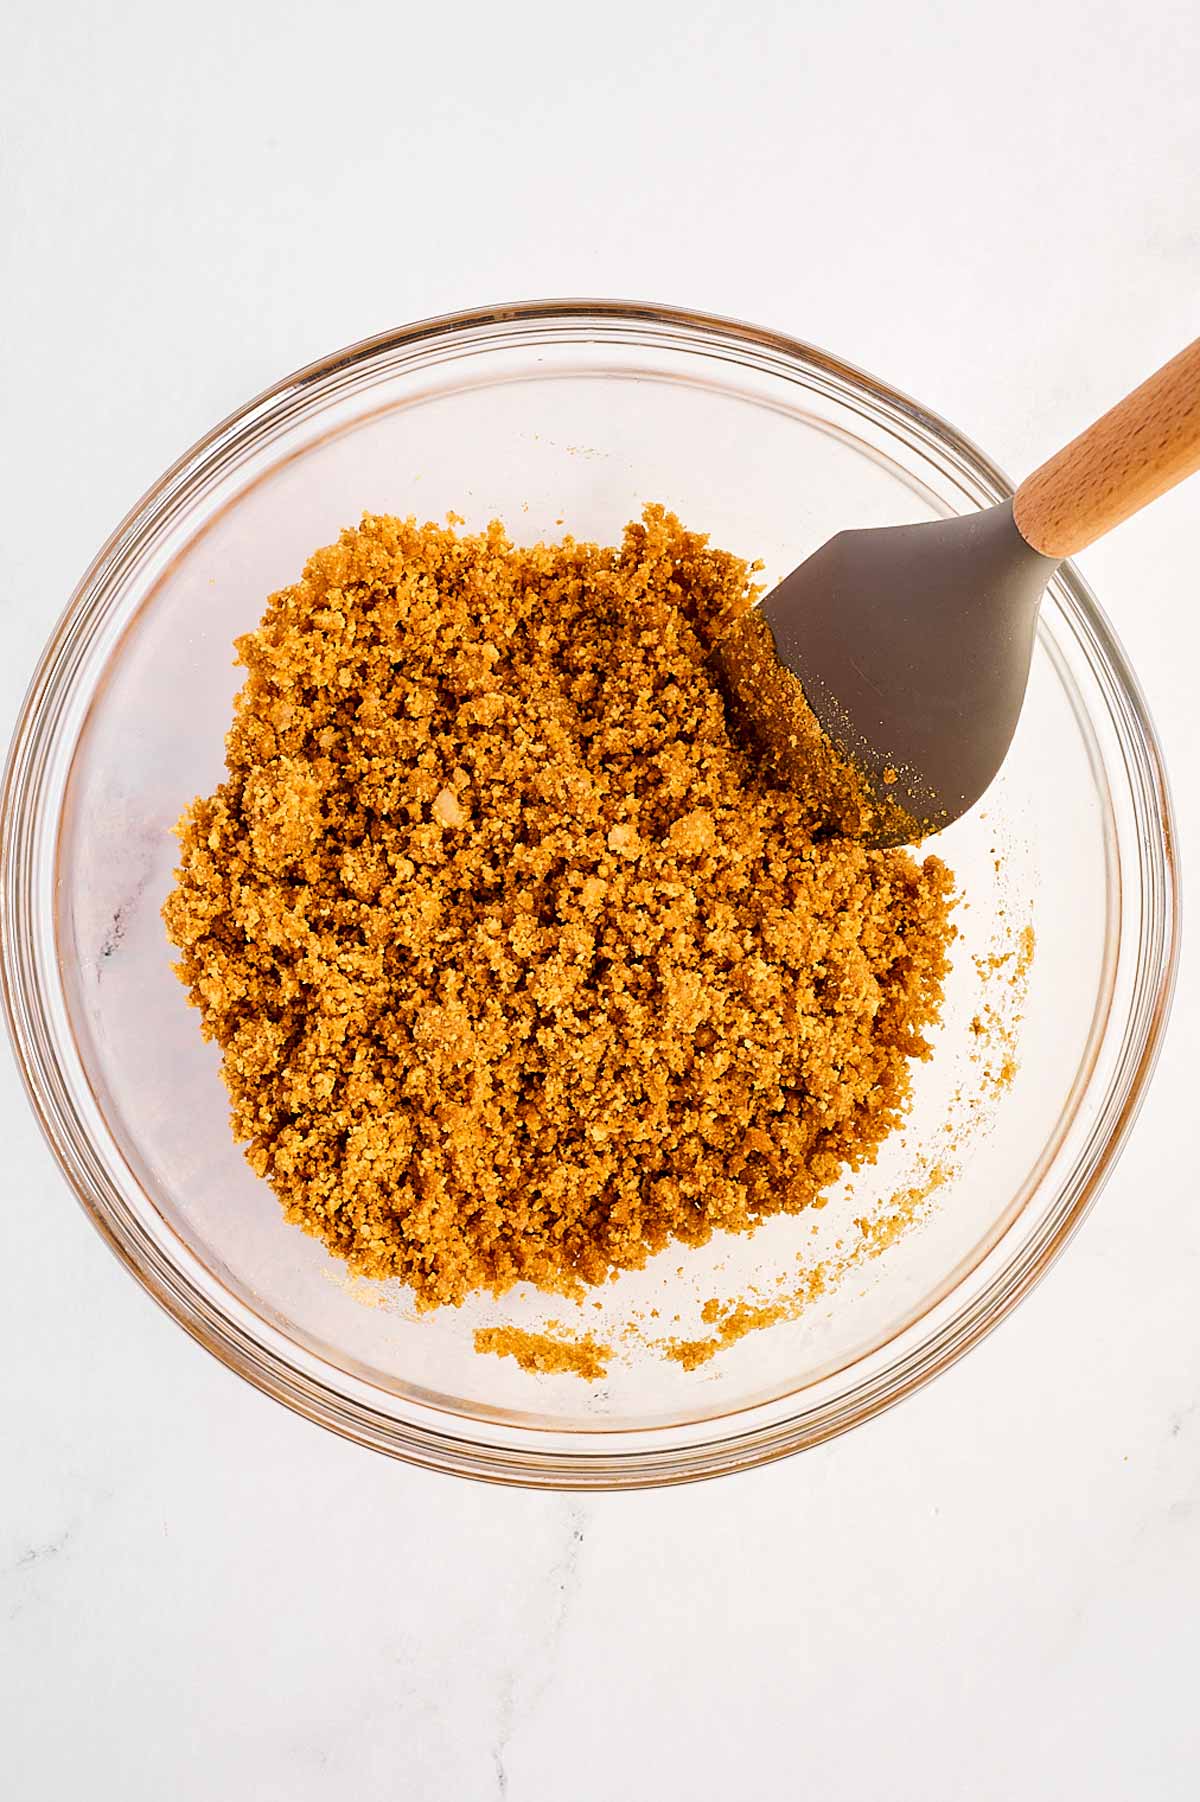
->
xmin=163 ymin=506 xmax=955 ymax=1309
xmin=474 ymin=1326 xmax=611 ymax=1380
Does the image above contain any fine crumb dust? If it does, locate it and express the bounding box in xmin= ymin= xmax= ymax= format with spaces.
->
xmin=163 ymin=505 xmax=956 ymax=1317
xmin=969 ymin=919 xmax=1034 ymax=1094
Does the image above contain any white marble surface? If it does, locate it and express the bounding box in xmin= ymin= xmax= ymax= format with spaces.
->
xmin=2 ymin=2 xmax=1198 ymax=1796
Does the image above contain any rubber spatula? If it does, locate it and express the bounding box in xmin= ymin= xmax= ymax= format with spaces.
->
xmin=714 ymin=336 xmax=1200 ymax=845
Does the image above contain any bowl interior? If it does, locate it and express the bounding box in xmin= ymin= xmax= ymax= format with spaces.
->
xmin=49 ymin=319 xmax=1121 ymax=1441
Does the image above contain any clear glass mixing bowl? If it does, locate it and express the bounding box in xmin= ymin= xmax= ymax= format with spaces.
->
xmin=0 ymin=302 xmax=1179 ymax=1486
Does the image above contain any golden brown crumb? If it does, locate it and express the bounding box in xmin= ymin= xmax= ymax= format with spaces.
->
xmin=711 ymin=610 xmax=924 ymax=845
xmin=666 ymin=1300 xmax=791 ymax=1371
xmin=163 ymin=506 xmax=956 ymax=1309
xmin=474 ymin=1326 xmax=611 ymax=1380
xmin=710 ymin=609 xmax=877 ymax=836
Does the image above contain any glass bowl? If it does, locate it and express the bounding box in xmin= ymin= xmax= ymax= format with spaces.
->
xmin=0 ymin=301 xmax=1179 ymax=1487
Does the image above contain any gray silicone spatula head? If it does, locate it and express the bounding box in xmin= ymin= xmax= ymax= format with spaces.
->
xmin=715 ymin=502 xmax=1057 ymax=847
xmin=713 ymin=335 xmax=1200 ymax=846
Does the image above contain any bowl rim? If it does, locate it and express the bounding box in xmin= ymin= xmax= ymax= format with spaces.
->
xmin=0 ymin=298 xmax=1181 ymax=1487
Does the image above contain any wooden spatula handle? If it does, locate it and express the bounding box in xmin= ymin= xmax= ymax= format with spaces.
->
xmin=1013 ymin=336 xmax=1200 ymax=558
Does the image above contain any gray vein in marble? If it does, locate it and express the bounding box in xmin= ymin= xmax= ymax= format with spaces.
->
xmin=9 ymin=1526 xmax=73 ymax=1573
xmin=1167 ymin=1397 xmax=1198 ymax=1440
xmin=3 ymin=1484 xmax=117 ymax=1624
xmin=492 ymin=1713 xmax=514 ymax=1789
xmin=491 ymin=1501 xmax=588 ymax=1799
xmin=3 ymin=1524 xmax=76 ymax=1624
xmin=1047 ymin=1409 xmax=1200 ymax=1661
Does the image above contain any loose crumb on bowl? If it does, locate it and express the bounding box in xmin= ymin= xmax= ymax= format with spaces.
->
xmin=474 ymin=1326 xmax=611 ymax=1381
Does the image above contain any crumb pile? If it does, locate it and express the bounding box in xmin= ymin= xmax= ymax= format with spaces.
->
xmin=164 ymin=506 xmax=955 ymax=1307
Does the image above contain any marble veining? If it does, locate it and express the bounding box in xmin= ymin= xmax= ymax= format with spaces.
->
xmin=492 ymin=1501 xmax=589 ymax=1795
